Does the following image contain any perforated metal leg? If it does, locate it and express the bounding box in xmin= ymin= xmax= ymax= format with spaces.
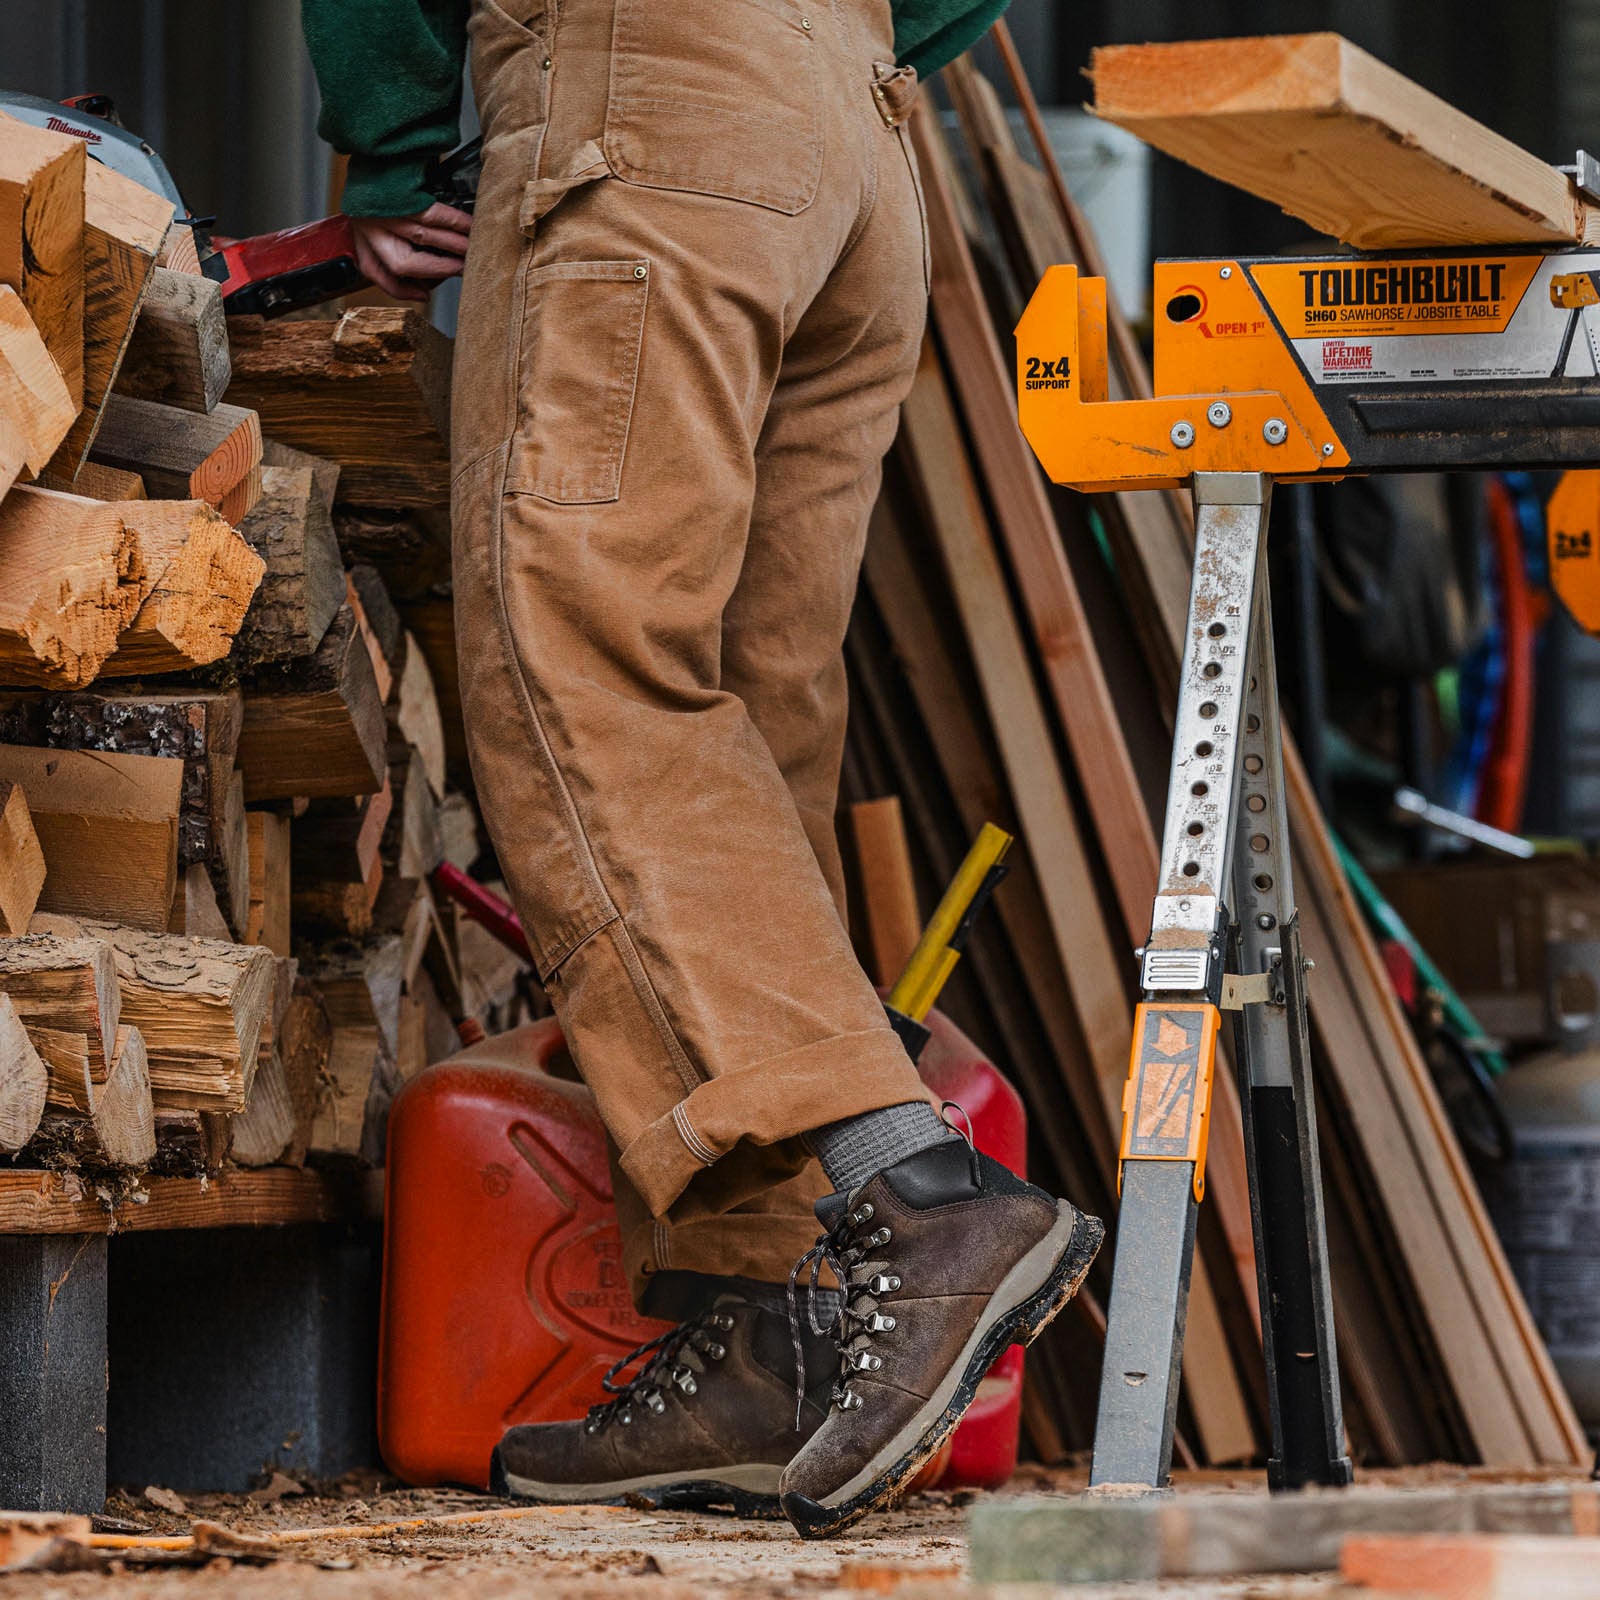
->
xmin=1089 ymin=473 xmax=1349 ymax=1490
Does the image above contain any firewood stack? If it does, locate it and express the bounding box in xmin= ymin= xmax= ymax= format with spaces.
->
xmin=0 ymin=112 xmax=523 ymax=1184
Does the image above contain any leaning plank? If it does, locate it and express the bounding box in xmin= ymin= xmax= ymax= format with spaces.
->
xmin=0 ymin=485 xmax=145 ymax=688
xmin=850 ymin=796 xmax=922 ymax=986
xmin=46 ymin=158 xmax=174 ymax=474
xmin=1341 ymin=1533 xmax=1600 ymax=1597
xmin=26 ymin=1023 xmax=156 ymax=1169
xmin=233 ymin=463 xmax=346 ymax=664
xmin=30 ymin=912 xmax=275 ymax=1114
xmin=0 ymin=284 xmax=75 ymax=474
xmin=225 ymin=307 xmax=451 ymax=507
xmin=0 ymin=114 xmax=85 ymax=407
xmin=0 ymin=743 xmax=180 ymax=931
xmin=0 ymin=992 xmax=47 ymax=1151
xmin=1090 ymin=33 xmax=1590 ymax=250
xmin=89 ymin=394 xmax=262 ymax=506
xmin=115 ymin=264 xmax=231 ymax=413
xmin=0 ymin=778 xmax=46 ymax=935
xmin=0 ymin=930 xmax=119 ymax=1107
xmin=100 ymin=498 xmax=265 ymax=675
xmin=238 ymin=603 xmax=388 ymax=800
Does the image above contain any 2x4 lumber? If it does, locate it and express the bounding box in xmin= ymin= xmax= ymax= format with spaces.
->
xmin=0 ymin=485 xmax=146 ymax=688
xmin=1090 ymin=33 xmax=1593 ymax=250
xmin=157 ymin=221 xmax=201 ymax=275
xmin=224 ymin=306 xmax=451 ymax=508
xmin=233 ymin=463 xmax=345 ymax=664
xmin=245 ymin=810 xmax=291 ymax=958
xmin=0 ymin=778 xmax=46 ymax=935
xmin=238 ymin=604 xmax=388 ymax=800
xmin=0 ymin=992 xmax=47 ymax=1152
xmin=37 ymin=459 xmax=145 ymax=500
xmin=0 ymin=743 xmax=180 ymax=932
xmin=89 ymin=394 xmax=262 ymax=508
xmin=849 ymin=796 xmax=922 ymax=986
xmin=0 ymin=929 xmax=119 ymax=1108
xmin=46 ymin=157 xmax=174 ymax=475
xmin=31 ymin=912 xmax=275 ymax=1114
xmin=115 ymin=264 xmax=231 ymax=413
xmin=0 ymin=114 xmax=85 ymax=408
xmin=1341 ymin=1533 xmax=1600 ymax=1598
xmin=100 ymin=498 xmax=264 ymax=675
xmin=0 ymin=284 xmax=75 ymax=476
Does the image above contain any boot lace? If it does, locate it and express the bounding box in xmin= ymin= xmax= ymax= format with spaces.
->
xmin=582 ymin=1309 xmax=733 ymax=1434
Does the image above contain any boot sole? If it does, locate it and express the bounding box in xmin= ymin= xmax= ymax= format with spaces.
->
xmin=489 ymin=1449 xmax=785 ymax=1520
xmin=780 ymin=1202 xmax=1104 ymax=1539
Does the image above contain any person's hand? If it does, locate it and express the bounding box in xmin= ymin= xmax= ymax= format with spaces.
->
xmin=348 ymin=202 xmax=473 ymax=301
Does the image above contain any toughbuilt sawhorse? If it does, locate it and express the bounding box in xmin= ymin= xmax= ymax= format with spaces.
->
xmin=1015 ymin=247 xmax=1600 ymax=1490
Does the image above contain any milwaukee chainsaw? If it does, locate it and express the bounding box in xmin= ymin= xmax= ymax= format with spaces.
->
xmin=0 ymin=90 xmax=480 ymax=318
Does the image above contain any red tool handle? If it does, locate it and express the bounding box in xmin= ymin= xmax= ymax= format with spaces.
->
xmin=216 ymin=215 xmax=364 ymax=318
xmin=431 ymin=862 xmax=535 ymax=968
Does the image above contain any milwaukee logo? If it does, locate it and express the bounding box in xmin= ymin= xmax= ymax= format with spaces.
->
xmin=45 ymin=116 xmax=101 ymax=142
xmin=1299 ymin=262 xmax=1507 ymax=309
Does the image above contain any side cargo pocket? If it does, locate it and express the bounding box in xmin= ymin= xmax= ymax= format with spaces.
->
xmin=507 ymin=258 xmax=650 ymax=504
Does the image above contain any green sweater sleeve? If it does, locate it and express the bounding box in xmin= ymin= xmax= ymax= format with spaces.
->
xmin=894 ymin=0 xmax=1013 ymax=79
xmin=300 ymin=0 xmax=471 ymax=217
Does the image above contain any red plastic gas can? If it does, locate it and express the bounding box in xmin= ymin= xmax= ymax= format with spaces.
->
xmin=379 ymin=1009 xmax=1027 ymax=1490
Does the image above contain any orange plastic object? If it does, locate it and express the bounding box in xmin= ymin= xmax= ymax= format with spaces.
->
xmin=380 ymin=1009 xmax=1029 ymax=1491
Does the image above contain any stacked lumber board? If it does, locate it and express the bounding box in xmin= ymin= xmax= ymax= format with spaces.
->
xmin=831 ymin=32 xmax=1586 ymax=1470
xmin=0 ymin=123 xmax=522 ymax=1188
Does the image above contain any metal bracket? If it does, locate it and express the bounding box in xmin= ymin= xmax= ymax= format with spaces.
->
xmin=1557 ymin=150 xmax=1600 ymax=203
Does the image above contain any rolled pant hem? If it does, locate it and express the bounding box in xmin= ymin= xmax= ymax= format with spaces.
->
xmin=616 ymin=1026 xmax=929 ymax=1218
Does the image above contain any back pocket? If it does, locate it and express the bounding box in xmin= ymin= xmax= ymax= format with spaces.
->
xmin=604 ymin=0 xmax=821 ymax=214
xmin=507 ymin=259 xmax=650 ymax=504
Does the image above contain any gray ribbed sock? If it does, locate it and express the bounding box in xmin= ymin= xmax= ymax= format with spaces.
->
xmin=805 ymin=1100 xmax=955 ymax=1193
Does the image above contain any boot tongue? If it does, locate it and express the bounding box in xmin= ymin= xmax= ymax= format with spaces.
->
xmin=813 ymin=1189 xmax=851 ymax=1230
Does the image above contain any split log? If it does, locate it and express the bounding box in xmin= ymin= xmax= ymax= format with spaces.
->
xmin=0 ymin=992 xmax=47 ymax=1151
xmin=100 ymin=498 xmax=264 ymax=675
xmin=215 ymin=769 xmax=250 ymax=938
xmin=169 ymin=862 xmax=231 ymax=940
xmin=276 ymin=977 xmax=332 ymax=1164
xmin=303 ymin=938 xmax=402 ymax=1163
xmin=386 ymin=748 xmax=445 ymax=881
xmin=0 ymin=113 xmax=85 ymax=407
xmin=31 ymin=912 xmax=275 ymax=1113
xmin=26 ymin=686 xmax=245 ymax=873
xmin=38 ymin=459 xmax=146 ymax=500
xmin=245 ymin=810 xmax=291 ymax=957
xmin=0 ymin=929 xmax=119 ymax=1109
xmin=0 ymin=410 xmax=28 ymax=504
xmin=89 ymin=394 xmax=262 ymax=507
xmin=333 ymin=503 xmax=451 ymax=597
xmin=0 ymin=284 xmax=75 ymax=477
xmin=225 ymin=307 xmax=451 ymax=507
xmin=0 ymin=485 xmax=145 ymax=688
xmin=149 ymin=1107 xmax=231 ymax=1175
xmin=47 ymin=158 xmax=174 ymax=474
xmin=349 ymin=565 xmax=404 ymax=683
xmin=295 ymin=772 xmax=393 ymax=885
xmin=0 ymin=778 xmax=46 ymax=935
xmin=390 ymin=631 xmax=447 ymax=802
xmin=238 ymin=604 xmax=388 ymax=800
xmin=345 ymin=572 xmax=396 ymax=705
xmin=292 ymin=857 xmax=382 ymax=939
xmin=115 ymin=265 xmax=231 ymax=413
xmin=396 ymin=596 xmax=466 ymax=781
xmin=438 ymin=791 xmax=481 ymax=871
xmin=27 ymin=1023 xmax=156 ymax=1169
xmin=233 ymin=463 xmax=345 ymax=664
xmin=231 ymin=958 xmax=295 ymax=1166
xmin=1090 ymin=33 xmax=1598 ymax=250
xmin=0 ymin=743 xmax=181 ymax=931
xmin=217 ymin=461 xmax=263 ymax=524
xmin=261 ymin=436 xmax=339 ymax=512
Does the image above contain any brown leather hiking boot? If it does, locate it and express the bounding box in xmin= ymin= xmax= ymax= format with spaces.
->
xmin=489 ymin=1296 xmax=828 ymax=1517
xmin=779 ymin=1140 xmax=1103 ymax=1537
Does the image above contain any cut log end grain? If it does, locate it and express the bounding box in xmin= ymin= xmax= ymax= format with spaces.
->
xmin=0 ymin=930 xmax=120 ymax=1104
xmin=116 ymin=264 xmax=232 ymax=413
xmin=86 ymin=1023 xmax=157 ymax=1167
xmin=0 ymin=485 xmax=147 ymax=689
xmin=234 ymin=464 xmax=346 ymax=665
xmin=90 ymin=394 xmax=263 ymax=507
xmin=0 ymin=991 xmax=47 ymax=1152
xmin=101 ymin=500 xmax=265 ymax=675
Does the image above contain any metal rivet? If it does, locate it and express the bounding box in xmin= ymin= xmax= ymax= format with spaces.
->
xmin=1321 ymin=442 xmax=1336 ymax=457
xmin=1170 ymin=421 xmax=1195 ymax=449
xmin=633 ymin=265 xmax=647 ymax=278
xmin=1220 ymin=266 xmax=1233 ymax=279
xmin=1257 ymin=914 xmax=1276 ymax=930
xmin=542 ymin=55 xmax=552 ymax=68
xmin=1263 ymin=417 xmax=1288 ymax=445
xmin=801 ymin=15 xmax=811 ymax=26
xmin=1206 ymin=401 xmax=1232 ymax=428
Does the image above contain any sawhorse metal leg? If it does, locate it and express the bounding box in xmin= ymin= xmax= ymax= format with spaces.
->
xmin=1089 ymin=471 xmax=1351 ymax=1491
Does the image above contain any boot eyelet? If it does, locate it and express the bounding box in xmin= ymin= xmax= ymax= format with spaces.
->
xmin=868 ymin=1273 xmax=901 ymax=1295
xmin=621 ymin=1410 xmax=634 ymax=1425
xmin=849 ymin=1203 xmax=875 ymax=1226
xmin=867 ymin=1227 xmax=892 ymax=1248
xmin=707 ymin=1342 xmax=726 ymax=1360
xmin=850 ymin=1351 xmax=883 ymax=1372
xmin=674 ymin=1370 xmax=698 ymax=1395
xmin=866 ymin=1312 xmax=896 ymax=1333
xmin=838 ymin=1388 xmax=864 ymax=1411
xmin=715 ymin=1313 xmax=735 ymax=1331
xmin=648 ymin=1393 xmax=666 ymax=1414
